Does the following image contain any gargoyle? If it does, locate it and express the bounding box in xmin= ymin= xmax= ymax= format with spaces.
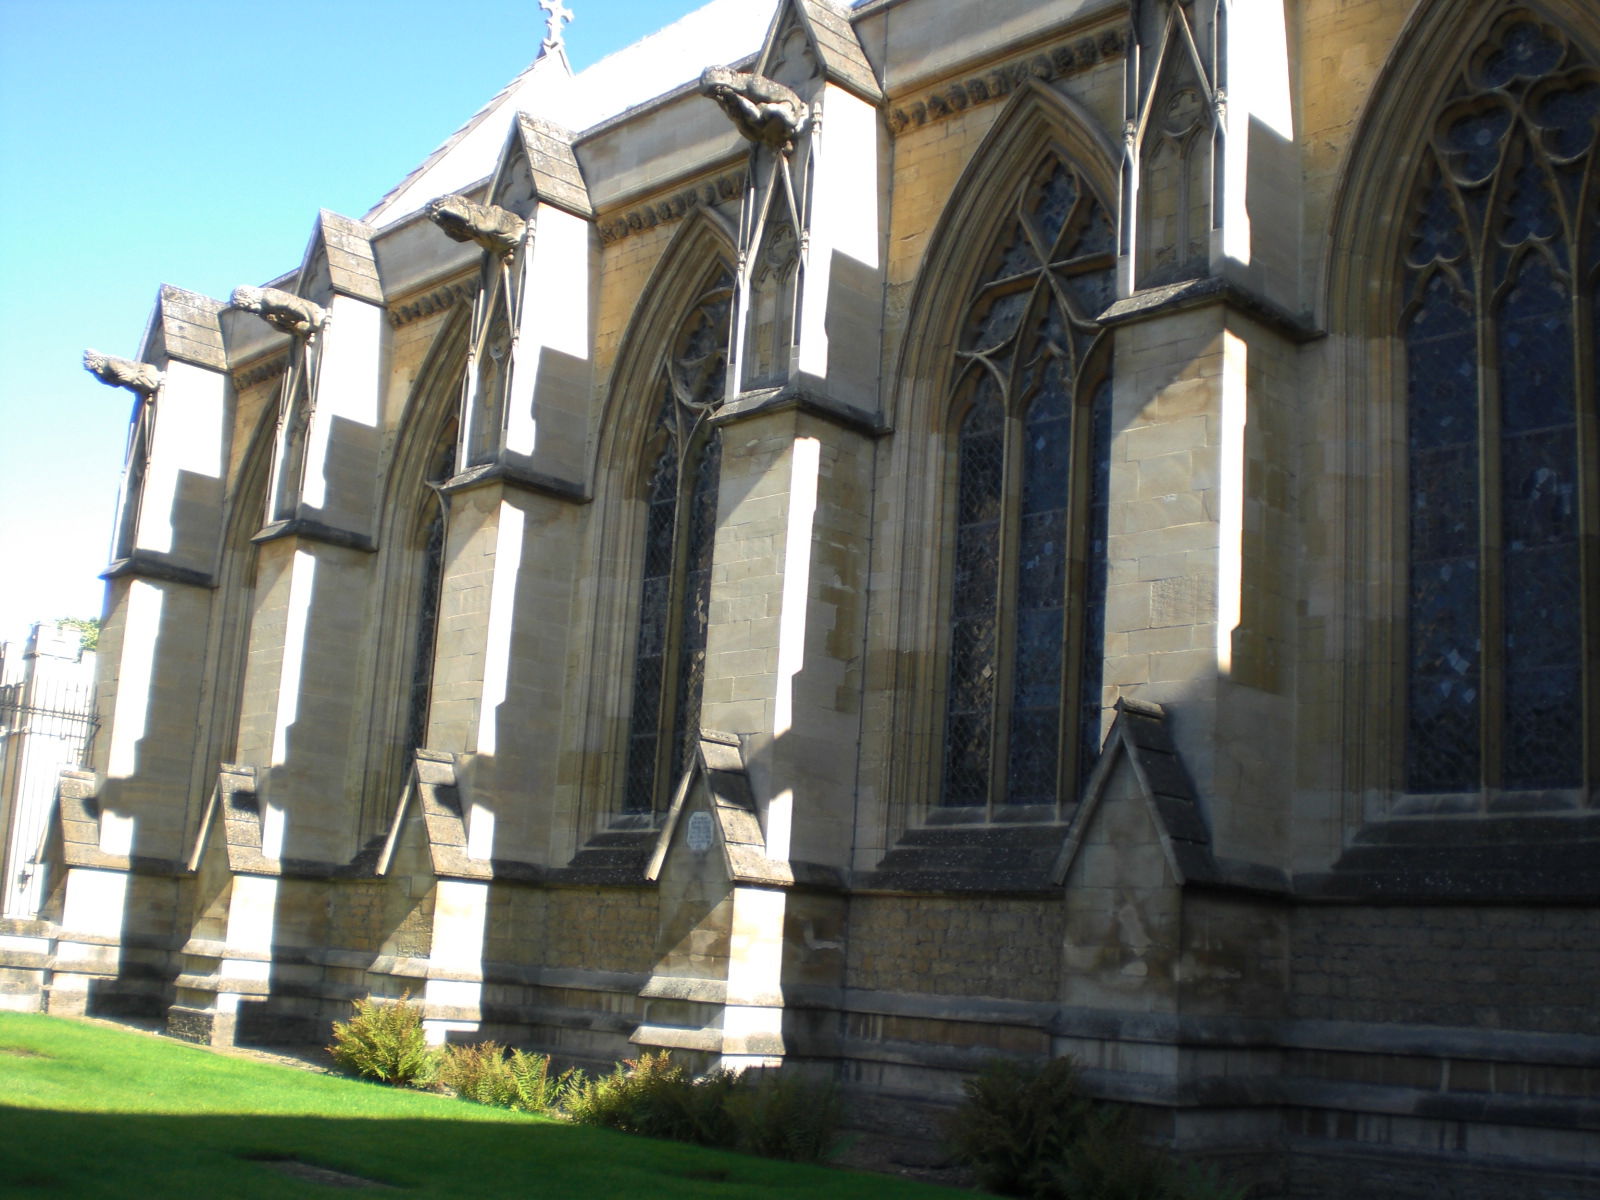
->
xmin=83 ymin=350 xmax=162 ymax=397
xmin=426 ymin=195 xmax=526 ymax=258
xmin=699 ymin=66 xmax=809 ymax=151
xmin=231 ymin=285 xmax=328 ymax=336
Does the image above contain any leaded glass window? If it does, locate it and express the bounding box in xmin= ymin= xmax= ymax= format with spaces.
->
xmin=1401 ymin=13 xmax=1599 ymax=794
xmin=940 ymin=155 xmax=1115 ymax=812
xmin=623 ymin=268 xmax=733 ymax=814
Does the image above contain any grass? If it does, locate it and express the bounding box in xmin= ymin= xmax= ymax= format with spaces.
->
xmin=0 ymin=1012 xmax=972 ymax=1200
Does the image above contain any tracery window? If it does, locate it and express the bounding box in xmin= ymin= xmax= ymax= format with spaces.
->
xmin=623 ymin=268 xmax=733 ymax=814
xmin=941 ymin=155 xmax=1115 ymax=813
xmin=1402 ymin=12 xmax=1599 ymax=795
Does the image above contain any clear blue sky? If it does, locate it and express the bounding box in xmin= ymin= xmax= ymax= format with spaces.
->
xmin=0 ymin=0 xmax=714 ymax=644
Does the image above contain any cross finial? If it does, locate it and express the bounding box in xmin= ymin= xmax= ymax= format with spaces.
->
xmin=540 ymin=0 xmax=573 ymax=54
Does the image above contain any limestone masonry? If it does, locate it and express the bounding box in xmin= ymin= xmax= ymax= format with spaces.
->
xmin=3 ymin=1 xmax=1597 ymax=1195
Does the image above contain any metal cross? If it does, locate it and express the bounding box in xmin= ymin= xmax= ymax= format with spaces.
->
xmin=540 ymin=0 xmax=573 ymax=53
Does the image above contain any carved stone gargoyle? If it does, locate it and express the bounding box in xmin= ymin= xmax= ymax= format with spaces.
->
xmin=426 ymin=195 xmax=527 ymax=258
xmin=83 ymin=350 xmax=162 ymax=397
xmin=231 ymin=285 xmax=328 ymax=336
xmin=699 ymin=66 xmax=809 ymax=151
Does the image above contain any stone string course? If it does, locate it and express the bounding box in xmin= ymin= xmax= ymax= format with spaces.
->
xmin=886 ymin=28 xmax=1127 ymax=135
xmin=596 ymin=170 xmax=746 ymax=246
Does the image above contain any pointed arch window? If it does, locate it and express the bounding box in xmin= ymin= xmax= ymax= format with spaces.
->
xmin=1401 ymin=13 xmax=1600 ymax=795
xmin=941 ymin=154 xmax=1116 ymax=813
xmin=623 ymin=268 xmax=733 ymax=814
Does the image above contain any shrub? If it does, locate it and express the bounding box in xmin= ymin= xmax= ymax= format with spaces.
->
xmin=947 ymin=1057 xmax=1245 ymax=1200
xmin=723 ymin=1066 xmax=840 ymax=1162
xmin=437 ymin=1040 xmax=576 ymax=1113
xmin=561 ymin=1050 xmax=696 ymax=1135
xmin=946 ymin=1057 xmax=1097 ymax=1196
xmin=558 ymin=1052 xmax=839 ymax=1162
xmin=326 ymin=992 xmax=437 ymax=1087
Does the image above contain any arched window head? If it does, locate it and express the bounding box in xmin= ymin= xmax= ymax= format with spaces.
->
xmin=942 ymin=154 xmax=1115 ymax=814
xmin=1401 ymin=11 xmax=1599 ymax=795
xmin=623 ymin=267 xmax=733 ymax=815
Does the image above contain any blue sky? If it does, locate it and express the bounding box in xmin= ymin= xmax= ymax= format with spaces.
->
xmin=0 ymin=0 xmax=714 ymax=644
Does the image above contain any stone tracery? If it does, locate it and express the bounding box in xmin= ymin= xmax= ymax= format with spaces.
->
xmin=941 ymin=154 xmax=1116 ymax=811
xmin=1401 ymin=11 xmax=1599 ymax=794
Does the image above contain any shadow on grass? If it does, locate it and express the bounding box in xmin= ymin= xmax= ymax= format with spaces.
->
xmin=0 ymin=1107 xmax=971 ymax=1200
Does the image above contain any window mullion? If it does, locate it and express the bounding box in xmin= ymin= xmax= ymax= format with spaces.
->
xmin=989 ymin=409 xmax=1024 ymax=813
xmin=1058 ymin=377 xmax=1099 ymax=811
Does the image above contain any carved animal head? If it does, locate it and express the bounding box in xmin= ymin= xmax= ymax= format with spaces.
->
xmin=699 ymin=65 xmax=740 ymax=98
xmin=426 ymin=194 xmax=525 ymax=257
xmin=697 ymin=65 xmax=808 ymax=150
xmin=231 ymin=285 xmax=327 ymax=337
xmin=83 ymin=349 xmax=162 ymax=396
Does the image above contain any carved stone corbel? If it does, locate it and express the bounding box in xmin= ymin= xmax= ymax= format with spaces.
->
xmin=83 ymin=350 xmax=162 ymax=397
xmin=698 ymin=66 xmax=810 ymax=152
xmin=230 ymin=285 xmax=328 ymax=336
xmin=425 ymin=195 xmax=527 ymax=258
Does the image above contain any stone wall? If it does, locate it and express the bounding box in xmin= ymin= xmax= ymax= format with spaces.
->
xmin=1290 ymin=905 xmax=1600 ymax=1036
xmin=544 ymin=886 xmax=659 ymax=975
xmin=845 ymin=894 xmax=1062 ymax=1002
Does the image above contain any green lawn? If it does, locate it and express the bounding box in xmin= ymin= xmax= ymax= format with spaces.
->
xmin=0 ymin=1013 xmax=973 ymax=1199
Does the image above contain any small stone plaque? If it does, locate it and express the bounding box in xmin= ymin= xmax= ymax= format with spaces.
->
xmin=686 ymin=810 xmax=714 ymax=853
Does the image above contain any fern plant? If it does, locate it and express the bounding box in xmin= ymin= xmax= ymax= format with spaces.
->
xmin=438 ymin=1041 xmax=576 ymax=1113
xmin=326 ymin=991 xmax=437 ymax=1086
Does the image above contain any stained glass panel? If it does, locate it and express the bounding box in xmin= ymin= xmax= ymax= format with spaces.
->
xmin=943 ymin=385 xmax=1003 ymax=806
xmin=625 ymin=437 xmax=678 ymax=813
xmin=1479 ymin=21 xmax=1563 ymax=90
xmin=405 ymin=508 xmax=446 ymax=755
xmin=1402 ymin=15 xmax=1594 ymax=798
xmin=1535 ymin=79 xmax=1600 ymax=160
xmin=1497 ymin=256 xmax=1581 ymax=787
xmin=621 ymin=269 xmax=733 ymax=815
xmin=1405 ymin=274 xmax=1481 ymax=793
xmin=1006 ymin=356 xmax=1070 ymax=805
xmin=1443 ymin=105 xmax=1512 ymax=185
xmin=1029 ymin=163 xmax=1077 ymax=248
xmin=1501 ymin=158 xmax=1562 ymax=258
xmin=670 ymin=431 xmax=721 ymax=788
xmin=941 ymin=152 xmax=1114 ymax=813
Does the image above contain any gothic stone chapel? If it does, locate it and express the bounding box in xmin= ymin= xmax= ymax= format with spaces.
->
xmin=11 ymin=0 xmax=1599 ymax=1194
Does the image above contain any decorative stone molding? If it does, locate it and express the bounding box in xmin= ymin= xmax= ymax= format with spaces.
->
xmin=231 ymin=353 xmax=290 ymax=390
xmin=885 ymin=29 xmax=1126 ymax=136
xmin=387 ymin=279 xmax=476 ymax=328
xmin=596 ymin=170 xmax=745 ymax=246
